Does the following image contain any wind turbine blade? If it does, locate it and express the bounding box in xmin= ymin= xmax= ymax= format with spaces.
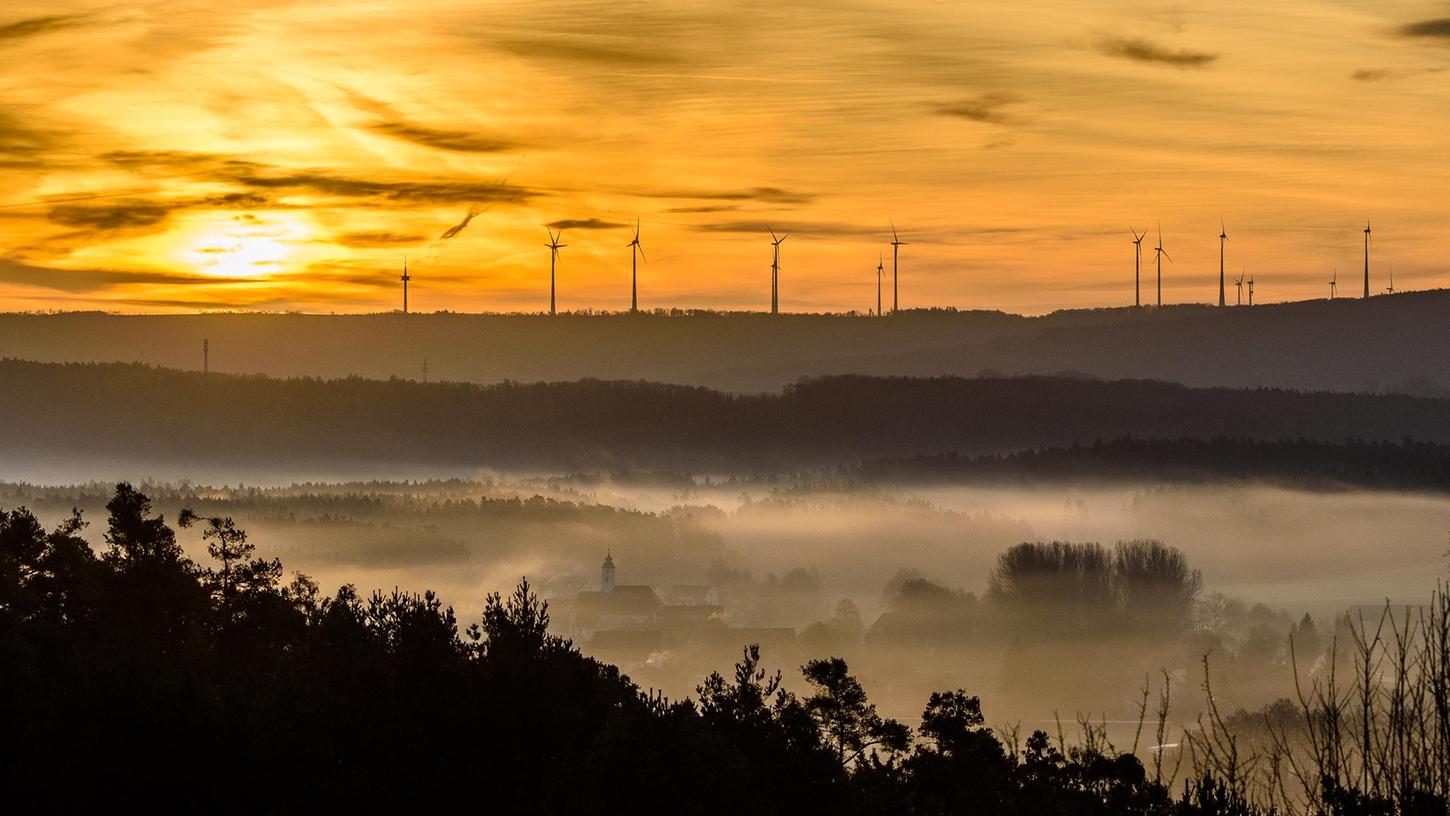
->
xmin=780 ymin=233 xmax=789 ymax=242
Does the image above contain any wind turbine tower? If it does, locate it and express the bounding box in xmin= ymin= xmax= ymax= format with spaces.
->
xmin=1247 ymin=274 xmax=1255 ymax=306
xmin=890 ymin=221 xmax=908 ymax=314
xmin=1130 ymin=227 xmax=1146 ymax=307
xmin=546 ymin=228 xmax=566 ymax=316
xmin=627 ymin=220 xmax=644 ymax=313
xmin=769 ymin=227 xmax=788 ymax=315
xmin=400 ymin=258 xmax=411 ymax=314
xmin=1363 ymin=221 xmax=1371 ymax=299
xmin=1218 ymin=219 xmax=1228 ymax=308
xmin=1153 ymin=224 xmax=1171 ymax=307
xmin=875 ymin=256 xmax=884 ymax=317
xmin=1386 ymin=263 xmax=1394 ymax=295
xmin=1329 ymin=269 xmax=1337 ymax=299
xmin=1233 ymin=271 xmax=1244 ymax=305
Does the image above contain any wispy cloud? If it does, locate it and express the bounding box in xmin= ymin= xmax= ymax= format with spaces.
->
xmin=437 ymin=207 xmax=482 ymax=241
xmin=0 ymin=257 xmax=257 ymax=293
xmin=547 ymin=218 xmax=625 ymax=230
xmin=644 ymin=187 xmax=814 ymax=205
xmin=1351 ymin=66 xmax=1443 ymax=81
xmin=1097 ymin=36 xmax=1218 ymax=67
xmin=935 ymin=92 xmax=1025 ymax=124
xmin=690 ymin=219 xmax=878 ymax=237
xmin=0 ymin=14 xmax=92 ymax=42
xmin=662 ymin=205 xmax=740 ymax=214
xmin=494 ymin=35 xmax=680 ymax=65
xmin=334 ymin=232 xmax=425 ymax=248
xmin=1400 ymin=18 xmax=1450 ymax=39
xmin=369 ymin=121 xmax=515 ymax=153
xmin=46 ymin=200 xmax=170 ymax=230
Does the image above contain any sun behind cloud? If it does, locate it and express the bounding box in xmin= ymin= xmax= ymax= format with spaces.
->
xmin=178 ymin=212 xmax=314 ymax=280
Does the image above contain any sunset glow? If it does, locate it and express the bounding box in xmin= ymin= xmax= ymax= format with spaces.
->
xmin=2 ymin=1 xmax=1448 ymax=314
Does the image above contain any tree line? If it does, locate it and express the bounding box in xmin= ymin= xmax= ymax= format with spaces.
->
xmin=856 ymin=437 xmax=1450 ymax=493
xmin=6 ymin=359 xmax=1450 ymax=471
xmin=5 ymin=484 xmax=1444 ymax=812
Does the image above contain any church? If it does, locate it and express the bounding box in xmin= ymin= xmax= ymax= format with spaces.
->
xmin=565 ymin=553 xmax=792 ymax=673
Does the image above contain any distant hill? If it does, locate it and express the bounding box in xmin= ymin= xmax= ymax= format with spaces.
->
xmin=856 ymin=438 xmax=1450 ymax=493
xmin=4 ymin=359 xmax=1450 ymax=474
xmin=2 ymin=291 xmax=1449 ymax=393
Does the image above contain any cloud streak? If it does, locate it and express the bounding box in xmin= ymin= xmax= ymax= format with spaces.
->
xmin=1400 ymin=19 xmax=1450 ymax=39
xmin=0 ymin=257 xmax=258 ymax=293
xmin=547 ymin=218 xmax=625 ymax=230
xmin=0 ymin=14 xmax=92 ymax=42
xmin=935 ymin=92 xmax=1024 ymax=124
xmin=1097 ymin=37 xmax=1218 ymax=67
xmin=368 ymin=122 xmax=514 ymax=154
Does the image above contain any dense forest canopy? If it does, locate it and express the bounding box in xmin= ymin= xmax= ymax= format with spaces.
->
xmin=4 ymin=359 xmax=1450 ymax=473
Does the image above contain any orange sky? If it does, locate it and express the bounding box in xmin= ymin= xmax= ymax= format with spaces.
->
xmin=1 ymin=0 xmax=1448 ymax=315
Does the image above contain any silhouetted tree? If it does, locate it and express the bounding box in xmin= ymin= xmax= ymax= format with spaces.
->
xmin=802 ymin=657 xmax=909 ymax=768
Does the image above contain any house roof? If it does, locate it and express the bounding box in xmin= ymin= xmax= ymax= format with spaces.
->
xmin=574 ymin=585 xmax=662 ymax=617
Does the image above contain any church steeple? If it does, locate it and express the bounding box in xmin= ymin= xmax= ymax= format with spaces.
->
xmin=601 ymin=552 xmax=616 ymax=593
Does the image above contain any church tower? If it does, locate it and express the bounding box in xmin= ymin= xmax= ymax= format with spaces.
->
xmin=601 ymin=552 xmax=616 ymax=593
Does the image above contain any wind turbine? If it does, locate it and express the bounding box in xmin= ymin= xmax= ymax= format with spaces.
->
xmin=400 ymin=256 xmax=411 ymax=314
xmin=1386 ymin=262 xmax=1394 ymax=295
xmin=1218 ymin=218 xmax=1228 ymax=308
xmin=627 ymin=220 xmax=644 ymax=313
xmin=1247 ymin=274 xmax=1255 ymax=306
xmin=1130 ymin=227 xmax=1147 ymax=307
xmin=545 ymin=228 xmax=566 ymax=316
xmin=1329 ymin=269 xmax=1337 ymax=300
xmin=1153 ymin=223 xmax=1171 ymax=307
xmin=1233 ymin=270 xmax=1244 ymax=305
xmin=769 ymin=227 xmax=788 ymax=315
xmin=875 ymin=255 xmax=885 ymax=317
xmin=890 ymin=221 xmax=908 ymax=314
xmin=1362 ymin=220 xmax=1371 ymax=299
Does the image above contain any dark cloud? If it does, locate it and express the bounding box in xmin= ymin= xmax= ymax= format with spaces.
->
xmin=46 ymin=201 xmax=170 ymax=230
xmin=690 ymin=219 xmax=879 ymax=238
xmin=1351 ymin=68 xmax=1394 ymax=81
xmin=227 ymin=167 xmax=533 ymax=205
xmin=101 ymin=150 xmax=217 ymax=170
xmin=0 ymin=257 xmax=257 ymax=293
xmin=0 ymin=14 xmax=91 ymax=42
xmin=646 ymin=186 xmax=814 ymax=205
xmin=662 ymin=205 xmax=740 ymax=214
xmin=369 ymin=122 xmax=514 ymax=153
xmin=547 ymin=218 xmax=625 ymax=230
xmin=1350 ymin=65 xmax=1444 ymax=81
xmin=1401 ymin=18 xmax=1450 ymax=39
xmin=0 ymin=108 xmax=57 ymax=165
xmin=334 ymin=232 xmax=425 ymax=248
xmin=1097 ymin=37 xmax=1218 ymax=67
xmin=494 ymin=35 xmax=678 ymax=65
xmin=102 ymin=150 xmax=533 ymax=206
xmin=437 ymin=207 xmax=481 ymax=241
xmin=935 ymin=92 xmax=1025 ymax=125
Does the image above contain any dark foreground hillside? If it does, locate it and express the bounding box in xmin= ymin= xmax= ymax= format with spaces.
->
xmin=5 ymin=484 xmax=1445 ymax=813
xmin=4 ymin=359 xmax=1450 ymax=473
xmin=3 ymin=290 xmax=1450 ymax=393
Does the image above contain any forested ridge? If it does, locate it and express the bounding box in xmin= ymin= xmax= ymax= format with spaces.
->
xmin=856 ymin=438 xmax=1450 ymax=492
xmin=5 ymin=359 xmax=1450 ymax=472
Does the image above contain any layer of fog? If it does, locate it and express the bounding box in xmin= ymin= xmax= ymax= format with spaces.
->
xmin=4 ymin=475 xmax=1444 ymax=734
